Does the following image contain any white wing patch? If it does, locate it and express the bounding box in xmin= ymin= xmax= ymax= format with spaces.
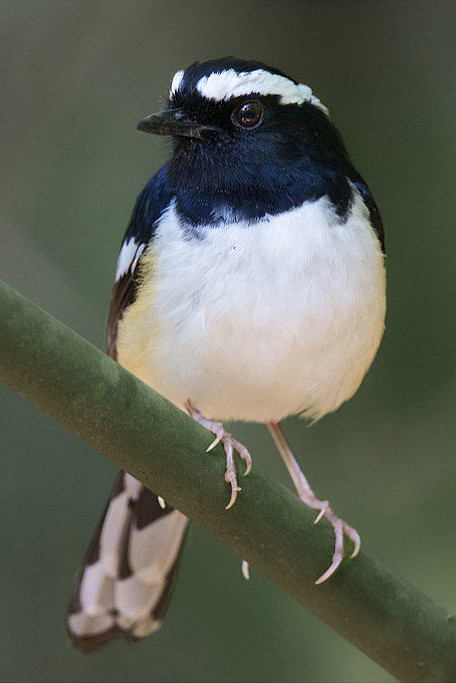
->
xmin=115 ymin=238 xmax=145 ymax=282
xmin=196 ymin=68 xmax=329 ymax=114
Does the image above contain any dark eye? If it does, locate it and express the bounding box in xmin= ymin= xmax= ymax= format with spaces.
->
xmin=232 ymin=101 xmax=263 ymax=129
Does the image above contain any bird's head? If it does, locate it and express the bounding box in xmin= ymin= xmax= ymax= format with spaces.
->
xmin=137 ymin=58 xmax=350 ymax=222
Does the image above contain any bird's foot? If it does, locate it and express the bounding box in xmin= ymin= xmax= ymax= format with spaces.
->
xmin=267 ymin=422 xmax=360 ymax=585
xmin=311 ymin=498 xmax=361 ymax=584
xmin=185 ymin=400 xmax=252 ymax=510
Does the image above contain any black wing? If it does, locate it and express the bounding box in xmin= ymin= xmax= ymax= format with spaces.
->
xmin=349 ymin=171 xmax=385 ymax=253
xmin=67 ymin=164 xmax=188 ymax=652
xmin=106 ymin=163 xmax=174 ymax=359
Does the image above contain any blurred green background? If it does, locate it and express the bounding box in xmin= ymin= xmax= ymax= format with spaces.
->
xmin=1 ymin=1 xmax=455 ymax=681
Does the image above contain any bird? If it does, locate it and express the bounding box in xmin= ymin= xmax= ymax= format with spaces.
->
xmin=67 ymin=57 xmax=386 ymax=651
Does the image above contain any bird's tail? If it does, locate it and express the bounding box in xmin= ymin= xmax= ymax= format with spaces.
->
xmin=67 ymin=471 xmax=188 ymax=651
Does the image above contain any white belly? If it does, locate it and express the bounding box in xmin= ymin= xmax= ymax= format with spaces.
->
xmin=117 ymin=193 xmax=386 ymax=423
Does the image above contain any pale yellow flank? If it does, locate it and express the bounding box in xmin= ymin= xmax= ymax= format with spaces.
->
xmin=116 ymin=243 xmax=162 ymax=385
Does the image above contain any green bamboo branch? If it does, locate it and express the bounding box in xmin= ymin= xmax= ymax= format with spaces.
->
xmin=1 ymin=276 xmax=455 ymax=682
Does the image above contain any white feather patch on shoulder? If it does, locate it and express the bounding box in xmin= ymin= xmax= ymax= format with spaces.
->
xmin=115 ymin=238 xmax=145 ymax=282
xmin=196 ymin=69 xmax=329 ymax=114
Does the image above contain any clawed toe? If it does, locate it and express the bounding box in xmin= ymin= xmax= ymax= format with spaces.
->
xmin=314 ymin=506 xmax=361 ymax=585
xmin=221 ymin=434 xmax=251 ymax=508
xmin=206 ymin=428 xmax=225 ymax=452
xmin=186 ymin=400 xmax=252 ymax=510
xmin=314 ymin=500 xmax=329 ymax=524
xmin=223 ymin=439 xmax=241 ymax=509
xmin=231 ymin=437 xmax=252 ymax=476
xmin=225 ymin=480 xmax=241 ymax=510
xmin=346 ymin=524 xmax=361 ymax=559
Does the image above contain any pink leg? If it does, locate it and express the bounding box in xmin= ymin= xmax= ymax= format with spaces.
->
xmin=268 ymin=421 xmax=361 ymax=584
xmin=186 ymin=400 xmax=252 ymax=510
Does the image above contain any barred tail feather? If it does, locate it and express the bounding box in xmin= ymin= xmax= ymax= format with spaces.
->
xmin=67 ymin=472 xmax=188 ymax=651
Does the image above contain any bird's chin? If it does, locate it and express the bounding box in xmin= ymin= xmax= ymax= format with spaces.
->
xmin=172 ymin=127 xmax=218 ymax=147
xmin=168 ymin=139 xmax=205 ymax=189
xmin=169 ymin=131 xmax=239 ymax=192
xmin=171 ymin=135 xmax=201 ymax=157
xmin=172 ymin=134 xmax=197 ymax=147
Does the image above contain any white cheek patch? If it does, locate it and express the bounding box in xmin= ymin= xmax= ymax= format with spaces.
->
xmin=115 ymin=239 xmax=145 ymax=281
xmin=169 ymin=69 xmax=184 ymax=97
xmin=196 ymin=68 xmax=329 ymax=115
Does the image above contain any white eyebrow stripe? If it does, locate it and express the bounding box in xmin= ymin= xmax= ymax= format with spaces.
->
xmin=169 ymin=69 xmax=185 ymax=96
xmin=196 ymin=68 xmax=329 ymax=115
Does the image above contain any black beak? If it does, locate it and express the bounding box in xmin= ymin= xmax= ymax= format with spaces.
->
xmin=136 ymin=109 xmax=219 ymax=139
